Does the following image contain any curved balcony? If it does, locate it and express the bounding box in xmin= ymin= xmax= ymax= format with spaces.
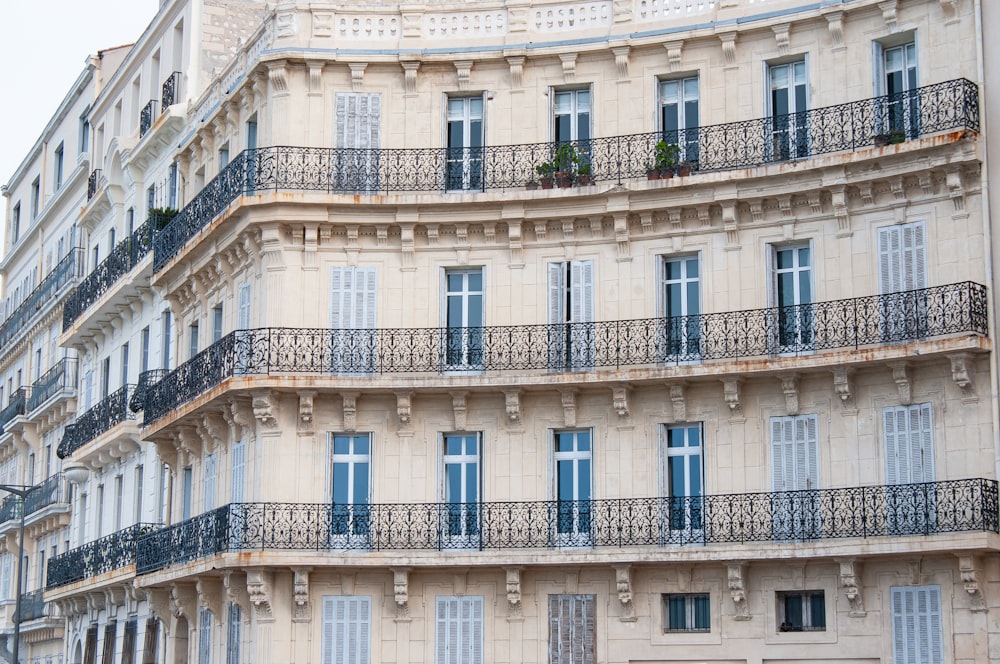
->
xmin=0 ymin=249 xmax=83 ymax=350
xmin=17 ymin=589 xmax=46 ymax=623
xmin=135 ymin=477 xmax=999 ymax=575
xmin=161 ymin=71 xmax=181 ymax=110
xmin=46 ymin=523 xmax=163 ymax=590
xmin=153 ymin=78 xmax=980 ymax=273
xmin=26 ymin=357 xmax=77 ymax=414
xmin=139 ymin=100 xmax=158 ymax=138
xmin=0 ymin=474 xmax=70 ymax=537
xmin=86 ymin=169 xmax=102 ymax=201
xmin=141 ymin=281 xmax=987 ymax=426
xmin=0 ymin=388 xmax=27 ymax=435
xmin=57 ymin=385 xmax=136 ymax=459
xmin=63 ymin=221 xmax=155 ymax=330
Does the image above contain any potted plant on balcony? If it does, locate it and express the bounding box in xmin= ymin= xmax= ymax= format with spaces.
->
xmin=536 ymin=161 xmax=555 ymax=189
xmin=553 ymin=143 xmax=578 ymax=188
xmin=676 ymin=160 xmax=693 ymax=177
xmin=655 ymin=140 xmax=681 ymax=179
xmin=873 ymin=133 xmax=891 ymax=147
xmin=575 ymin=163 xmax=593 ymax=186
xmin=888 ymin=128 xmax=906 ymax=144
xmin=150 ymin=207 xmax=179 ymax=230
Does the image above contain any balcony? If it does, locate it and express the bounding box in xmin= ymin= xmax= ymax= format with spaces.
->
xmin=86 ymin=168 xmax=102 ymax=201
xmin=0 ymin=249 xmax=83 ymax=350
xmin=139 ymin=99 xmax=158 ymax=137
xmin=57 ymin=385 xmax=136 ymax=459
xmin=0 ymin=475 xmax=70 ymax=537
xmin=141 ymin=281 xmax=987 ymax=426
xmin=135 ymin=477 xmax=998 ymax=575
xmin=26 ymin=358 xmax=77 ymax=413
xmin=161 ymin=71 xmax=181 ymax=110
xmin=46 ymin=523 xmax=163 ymax=590
xmin=153 ymin=78 xmax=979 ymax=272
xmin=22 ymin=473 xmax=68 ymax=518
xmin=63 ymin=220 xmax=155 ymax=330
xmin=17 ymin=589 xmax=46 ymax=622
xmin=0 ymin=389 xmax=27 ymax=435
xmin=129 ymin=369 xmax=167 ymax=413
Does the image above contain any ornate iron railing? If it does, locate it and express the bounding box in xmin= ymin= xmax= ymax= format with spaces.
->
xmin=129 ymin=369 xmax=168 ymax=413
xmin=86 ymin=169 xmax=102 ymax=201
xmin=0 ymin=388 xmax=28 ymax=435
xmin=161 ymin=71 xmax=181 ymax=112
xmin=140 ymin=100 xmax=158 ymax=137
xmin=26 ymin=358 xmax=77 ymax=413
xmin=23 ymin=473 xmax=67 ymax=517
xmin=63 ymin=221 xmax=153 ymax=330
xmin=0 ymin=249 xmax=83 ymax=349
xmin=142 ymin=281 xmax=986 ymax=426
xmin=0 ymin=494 xmax=19 ymax=524
xmin=135 ymin=478 xmax=998 ymax=574
xmin=57 ymin=385 xmax=136 ymax=459
xmin=46 ymin=523 xmax=163 ymax=589
xmin=17 ymin=589 xmax=46 ymax=622
xmin=153 ymin=78 xmax=979 ymax=271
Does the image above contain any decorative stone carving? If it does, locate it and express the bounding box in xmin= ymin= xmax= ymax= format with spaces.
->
xmin=958 ymin=555 xmax=987 ymax=612
xmin=505 ymin=567 xmax=522 ymax=617
xmin=612 ymin=386 xmax=630 ymax=418
xmin=611 ymin=46 xmax=629 ymax=79
xmin=506 ymin=56 xmax=525 ymax=89
xmin=451 ymin=392 xmax=468 ymax=430
xmin=267 ymin=63 xmax=288 ymax=94
xmin=946 ymin=169 xmax=966 ymax=211
xmin=396 ymin=392 xmax=412 ymax=424
xmin=939 ymin=0 xmax=958 ymax=21
xmin=858 ymin=182 xmax=875 ymax=207
xmin=196 ymin=577 xmax=223 ymax=622
xmin=719 ymin=32 xmax=737 ymax=67
xmin=664 ymin=40 xmax=683 ymax=71
xmin=613 ymin=565 xmax=635 ymax=621
xmin=400 ymin=61 xmax=420 ymax=94
xmin=825 ymin=10 xmax=845 ymax=47
xmin=298 ymin=391 xmax=315 ymax=432
xmin=781 ymin=375 xmax=799 ymax=416
xmin=502 ymin=390 xmax=521 ymax=423
xmin=454 ymin=61 xmax=473 ymax=90
xmin=246 ymin=570 xmax=274 ymax=621
xmin=170 ymin=584 xmax=198 ymax=621
xmin=145 ymin=589 xmax=171 ymax=623
xmin=890 ymin=362 xmax=912 ymax=406
xmin=223 ymin=571 xmax=250 ymax=616
xmin=252 ymin=391 xmax=278 ymax=428
xmin=561 ymin=390 xmax=577 ymax=428
xmin=772 ymin=23 xmax=790 ymax=55
xmin=948 ymin=353 xmax=976 ymax=400
xmin=838 ymin=559 xmax=866 ymax=616
xmin=832 ymin=367 xmax=854 ymax=404
xmin=348 ymin=63 xmax=367 ymax=91
xmin=727 ymin=563 xmax=750 ymax=620
xmin=293 ymin=568 xmax=312 ymax=622
xmin=831 ymin=186 xmax=851 ymax=236
xmin=559 ymin=53 xmax=577 ymax=83
xmin=392 ymin=568 xmax=411 ymax=620
xmin=341 ymin=393 xmax=358 ymax=431
xmin=879 ymin=0 xmax=898 ymax=32
xmin=668 ymin=382 xmax=686 ymax=422
xmin=722 ymin=378 xmax=742 ymax=414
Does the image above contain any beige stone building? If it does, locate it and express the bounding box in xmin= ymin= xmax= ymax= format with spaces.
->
xmin=2 ymin=0 xmax=998 ymax=663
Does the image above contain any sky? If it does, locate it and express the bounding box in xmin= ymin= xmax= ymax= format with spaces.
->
xmin=0 ymin=0 xmax=159 ymax=187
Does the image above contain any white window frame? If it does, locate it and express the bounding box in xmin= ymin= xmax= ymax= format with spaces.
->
xmin=442 ymin=267 xmax=485 ymax=371
xmin=328 ymin=433 xmax=373 ymax=547
xmin=435 ymin=595 xmax=484 ymax=664
xmin=440 ymin=433 xmax=481 ymax=548
xmin=764 ymin=57 xmax=810 ymax=160
xmin=548 ymin=260 xmax=595 ymax=371
xmin=661 ymin=424 xmax=704 ymax=542
xmin=769 ymin=242 xmax=814 ymax=353
xmin=548 ymin=594 xmax=595 ymax=664
xmin=777 ymin=590 xmax=826 ymax=632
xmin=552 ymin=429 xmax=593 ymax=546
xmin=891 ymin=585 xmax=943 ymax=664
xmin=659 ymin=254 xmax=701 ymax=361
xmin=321 ymin=596 xmax=371 ymax=664
xmin=769 ymin=414 xmax=821 ymax=540
xmin=445 ymin=95 xmax=486 ymax=191
xmin=552 ymin=88 xmax=592 ymax=144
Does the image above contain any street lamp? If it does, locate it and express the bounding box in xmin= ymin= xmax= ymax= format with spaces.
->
xmin=0 ymin=484 xmax=34 ymax=664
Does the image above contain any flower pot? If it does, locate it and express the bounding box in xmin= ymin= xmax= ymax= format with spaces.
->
xmin=646 ymin=169 xmax=661 ymax=181
xmin=540 ymin=177 xmax=554 ymax=189
xmin=676 ymin=163 xmax=692 ymax=177
xmin=576 ymin=174 xmax=593 ymax=186
xmin=526 ymin=181 xmax=540 ymax=191
xmin=661 ymin=169 xmax=675 ymax=180
xmin=873 ymin=135 xmax=890 ymax=147
xmin=555 ymin=172 xmax=573 ymax=188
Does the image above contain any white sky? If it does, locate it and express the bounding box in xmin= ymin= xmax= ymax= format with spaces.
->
xmin=0 ymin=0 xmax=159 ymax=187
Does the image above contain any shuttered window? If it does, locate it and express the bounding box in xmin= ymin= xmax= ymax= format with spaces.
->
xmin=198 ymin=608 xmax=213 ymax=664
xmin=141 ymin=617 xmax=160 ymax=664
xmin=884 ymin=404 xmax=934 ymax=484
xmin=435 ymin=596 xmax=483 ymax=664
xmin=101 ymin=621 xmax=117 ymax=664
xmin=231 ymin=441 xmax=246 ymax=503
xmin=547 ymin=261 xmax=595 ymax=370
xmin=84 ymin=624 xmax=99 ymax=664
xmin=878 ymin=222 xmax=926 ymax=294
xmin=122 ymin=619 xmax=138 ymax=664
xmin=548 ymin=595 xmax=595 ymax=664
xmin=226 ymin=603 xmax=241 ymax=664
xmin=321 ymin=596 xmax=370 ymax=664
xmin=237 ymin=282 xmax=252 ymax=329
xmin=203 ymin=453 xmax=217 ymax=512
xmin=330 ymin=267 xmax=378 ymax=373
xmin=770 ymin=415 xmax=819 ymax=491
xmin=891 ymin=586 xmax=943 ymax=664
xmin=334 ymin=93 xmax=381 ymax=193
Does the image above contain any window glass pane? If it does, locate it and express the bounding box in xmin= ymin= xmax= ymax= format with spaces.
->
xmin=665 ymin=260 xmax=681 ymax=280
xmin=448 ymin=296 xmax=463 ymax=327
xmin=577 ymin=430 xmax=591 ymax=451
xmin=353 ymin=463 xmax=369 ymax=503
xmin=578 ymin=461 xmax=590 ymax=501
xmin=577 ymin=90 xmax=590 ymax=111
xmin=333 ymin=464 xmax=349 ymax=503
xmin=467 ymin=272 xmax=482 ymax=291
xmin=797 ymin=247 xmax=810 ymax=266
xmin=447 ymin=98 xmax=464 ymax=116
xmin=785 ymin=595 xmax=803 ymax=628
xmin=558 ymin=460 xmax=574 ymax=499
xmin=554 ymin=92 xmax=572 ymax=114
xmin=668 ymin=597 xmax=686 ymax=629
xmin=684 ymin=78 xmax=699 ymax=98
xmin=465 ymin=464 xmax=477 ymax=501
xmin=661 ymin=80 xmax=679 ymax=102
xmin=694 ymin=595 xmax=710 ymax=629
xmin=557 ymin=432 xmax=575 ymax=452
xmin=447 ymin=464 xmax=462 ymax=501
xmin=688 ymin=456 xmax=702 ymax=495
xmin=446 ymin=436 xmax=463 ymax=455
xmin=334 ymin=436 xmax=350 ymax=455
xmin=355 ymin=437 xmax=369 ymax=455
xmin=470 ymin=98 xmax=483 ymax=116
xmin=577 ymin=113 xmax=591 ymax=142
xmin=776 ymin=249 xmax=793 ymax=270
xmin=447 ymin=273 xmax=464 ymax=291
xmin=810 ymin=594 xmax=826 ymax=627
xmin=669 ymin=457 xmax=685 ymax=496
xmin=468 ymin=295 xmax=483 ymax=327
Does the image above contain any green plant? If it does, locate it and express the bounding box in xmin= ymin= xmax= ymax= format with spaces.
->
xmin=149 ymin=207 xmax=179 ymax=230
xmin=553 ymin=143 xmax=579 ymax=173
xmin=887 ymin=128 xmax=906 ymax=144
xmin=576 ymin=163 xmax=592 ymax=176
xmin=536 ymin=161 xmax=555 ymax=178
xmin=654 ymin=141 xmax=681 ymax=170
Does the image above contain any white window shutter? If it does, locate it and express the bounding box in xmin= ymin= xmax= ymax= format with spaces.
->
xmin=330 ymin=267 xmax=346 ymax=329
xmin=203 ymin=454 xmax=217 ymax=512
xmin=231 ymin=441 xmax=245 ymax=503
xmin=891 ymin=585 xmax=943 ymax=664
xmin=358 ymin=267 xmax=378 ymax=329
xmin=468 ymin=597 xmax=483 ymax=664
xmin=911 ymin=403 xmax=934 ymax=482
xmin=548 ymin=263 xmax=565 ymax=325
xmin=198 ymin=608 xmax=212 ymax=664
xmin=323 ymin=596 xmax=370 ymax=664
xmin=368 ymin=94 xmax=381 ymax=150
xmin=237 ymin=282 xmax=252 ymax=329
xmin=226 ymin=603 xmax=240 ymax=664
xmin=878 ymin=225 xmax=900 ymax=294
xmin=803 ymin=415 xmax=819 ymax=489
xmin=322 ymin=597 xmax=335 ymax=664
xmin=357 ymin=597 xmax=371 ymax=664
xmin=902 ymin=222 xmax=927 ymax=291
xmin=884 ymin=407 xmax=901 ymax=485
xmin=770 ymin=418 xmax=788 ymax=492
xmin=335 ymin=94 xmax=347 ymax=148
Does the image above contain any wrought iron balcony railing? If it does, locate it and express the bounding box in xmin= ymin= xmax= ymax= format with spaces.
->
xmin=46 ymin=523 xmax=163 ymax=589
xmin=63 ymin=221 xmax=154 ymax=330
xmin=0 ymin=249 xmax=83 ymax=350
xmin=86 ymin=169 xmax=102 ymax=201
xmin=17 ymin=589 xmax=46 ymax=622
xmin=142 ymin=281 xmax=986 ymax=426
xmin=152 ymin=78 xmax=979 ymax=272
xmin=139 ymin=100 xmax=158 ymax=137
xmin=0 ymin=388 xmax=28 ymax=435
xmin=57 ymin=385 xmax=136 ymax=459
xmin=129 ymin=369 xmax=168 ymax=413
xmin=23 ymin=473 xmax=67 ymax=518
xmin=26 ymin=358 xmax=77 ymax=413
xmin=135 ymin=478 xmax=998 ymax=575
xmin=161 ymin=71 xmax=181 ymax=112
xmin=0 ymin=494 xmax=19 ymax=524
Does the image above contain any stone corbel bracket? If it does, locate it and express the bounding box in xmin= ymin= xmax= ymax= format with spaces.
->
xmin=341 ymin=392 xmax=359 ymax=431
xmin=223 ymin=571 xmax=251 ymax=617
xmin=392 ymin=567 xmax=411 ymax=621
xmin=958 ymin=555 xmax=987 ymax=612
xmin=613 ymin=565 xmax=636 ymax=622
xmin=196 ymin=577 xmax=223 ymax=622
xmin=948 ymin=353 xmax=977 ymax=401
xmin=396 ymin=392 xmax=413 ymax=425
xmin=504 ymin=390 xmax=521 ymax=424
xmin=668 ymin=382 xmax=686 ymax=422
xmin=504 ymin=568 xmax=522 ymax=617
xmin=612 ymin=385 xmax=630 ymax=419
xmin=781 ymin=375 xmax=799 ymax=415
xmin=246 ymin=570 xmax=274 ymax=622
xmin=251 ymin=390 xmax=278 ymax=429
xmin=727 ymin=562 xmax=751 ymax=620
xmin=560 ymin=390 xmax=577 ymax=428
xmin=451 ymin=392 xmax=468 ymax=431
xmin=170 ymin=583 xmax=198 ymax=622
xmin=890 ymin=362 xmax=912 ymax=406
xmin=722 ymin=378 xmax=743 ymax=416
xmin=298 ymin=390 xmax=316 ymax=433
xmin=837 ymin=558 xmax=866 ymax=617
xmin=293 ymin=568 xmax=312 ymax=623
xmin=832 ymin=367 xmax=855 ymax=406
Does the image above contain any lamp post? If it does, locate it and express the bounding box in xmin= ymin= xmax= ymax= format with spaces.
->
xmin=0 ymin=484 xmax=34 ymax=664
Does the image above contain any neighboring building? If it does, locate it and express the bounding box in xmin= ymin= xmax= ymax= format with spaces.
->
xmin=0 ymin=1 xmax=997 ymax=664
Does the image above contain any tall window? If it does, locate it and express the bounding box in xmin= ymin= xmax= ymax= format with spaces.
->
xmin=238 ymin=282 xmax=252 ymax=329
xmin=140 ymin=327 xmax=150 ymax=374
xmin=442 ymin=433 xmax=480 ymax=547
xmin=321 ymin=596 xmax=370 ymax=664
xmin=226 ymin=603 xmax=241 ymax=664
xmin=134 ymin=465 xmax=144 ymax=523
xmin=212 ymin=306 xmax=224 ymax=343
xmin=436 ymin=596 xmax=483 ymax=664
xmin=659 ymin=76 xmax=699 ymax=164
xmin=168 ymin=162 xmax=179 ymax=208
xmin=203 ymin=453 xmax=217 ymax=512
xmin=10 ymin=203 xmax=20 ymax=245
xmin=770 ymin=414 xmax=820 ymax=540
xmin=891 ymin=586 xmax=943 ymax=664
xmin=30 ymin=177 xmax=40 ymax=219
xmin=772 ymin=244 xmax=813 ymax=351
xmin=553 ymin=89 xmax=591 ymax=145
xmin=120 ymin=343 xmax=130 ymax=386
xmin=198 ymin=608 xmax=212 ymax=664
xmin=446 ymin=97 xmax=484 ymax=191
xmin=548 ymin=261 xmax=595 ymax=371
xmin=330 ymin=267 xmax=378 ymax=373
xmin=54 ymin=143 xmax=65 ymax=190
xmin=334 ymin=93 xmax=381 ymax=193
xmin=878 ymin=222 xmax=927 ymax=340
xmin=444 ymin=268 xmax=484 ymax=369
xmin=884 ymin=403 xmax=935 ymax=533
xmin=554 ymin=430 xmax=592 ymax=545
xmin=189 ymin=322 xmax=200 ymax=359
xmin=330 ymin=434 xmax=371 ymax=543
xmin=767 ymin=60 xmax=809 ymax=159
xmin=662 ymin=425 xmax=703 ymax=541
xmin=181 ymin=466 xmax=193 ymax=520
xmin=548 ymin=595 xmax=595 ymax=664
xmin=161 ymin=311 xmax=173 ymax=370
xmin=876 ymin=40 xmax=919 ymax=138
xmin=661 ymin=255 xmax=701 ymax=360
xmin=79 ymin=111 xmax=90 ymax=153
xmin=231 ymin=440 xmax=246 ymax=503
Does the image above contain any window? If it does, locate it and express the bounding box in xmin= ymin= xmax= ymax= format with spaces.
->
xmin=30 ymin=177 xmax=40 ymax=219
xmin=446 ymin=96 xmax=484 ymax=191
xmin=661 ymin=255 xmax=700 ymax=360
xmin=162 ymin=311 xmax=173 ymax=370
xmin=444 ymin=269 xmax=484 ymax=369
xmin=891 ymin=585 xmax=943 ymax=664
xmin=54 ymin=143 xmax=65 ymax=190
xmin=554 ymin=430 xmax=592 ymax=545
xmin=189 ymin=321 xmax=200 ymax=359
xmin=212 ymin=306 xmax=224 ymax=343
xmin=771 ymin=244 xmax=813 ymax=351
xmin=78 ymin=493 xmax=88 ymax=545
xmin=79 ymin=111 xmax=90 ymax=153
xmin=238 ymin=282 xmax=252 ymax=329
xmin=181 ymin=466 xmax=193 ymax=520
xmin=198 ymin=607 xmax=212 ymax=664
xmin=142 ymin=618 xmax=161 ymax=664
xmin=126 ymin=207 xmax=135 ymax=236
xmin=231 ymin=440 xmax=246 ymax=503
xmin=548 ymin=261 xmax=595 ymax=370
xmin=553 ymin=89 xmax=591 ymax=145
xmin=329 ymin=267 xmax=377 ymax=373
xmin=878 ymin=222 xmax=928 ymax=340
xmin=96 ymin=484 xmax=105 ymax=537
xmin=875 ymin=39 xmax=919 ymax=138
xmin=102 ymin=620 xmax=118 ymax=664
xmin=140 ymin=327 xmax=150 ymax=373
xmin=548 ymin=595 xmax=595 ymax=664
xmin=330 ymin=434 xmax=371 ymax=543
xmin=321 ymin=596 xmax=370 ymax=664
xmin=218 ymin=144 xmax=230 ymax=170
xmin=884 ymin=403 xmax=935 ymax=533
xmin=203 ymin=453 xmax=217 ymax=511
xmin=10 ymin=203 xmax=20 ymax=244
xmin=147 ymin=185 xmax=156 ymax=215
xmin=114 ymin=475 xmax=123 ymax=531
xmin=92 ymin=245 xmax=100 ymax=272
xmin=436 ymin=596 xmax=483 ymax=664
xmin=664 ymin=593 xmax=710 ymax=632
xmin=770 ymin=414 xmax=820 ymax=540
xmin=246 ymin=116 xmax=259 ymax=195
xmin=134 ymin=465 xmax=144 ymax=523
xmin=108 ymin=228 xmax=116 ymax=252
xmin=101 ymin=357 xmax=111 ymax=398
xmin=442 ymin=434 xmax=480 ymax=547
xmin=767 ymin=59 xmax=809 ymax=159
xmin=122 ymin=618 xmax=138 ymax=664
xmin=120 ymin=343 xmax=130 ymax=386
xmin=662 ymin=425 xmax=704 ymax=541
xmin=226 ymin=603 xmax=241 ymax=664
xmin=334 ymin=93 xmax=381 ymax=193
xmin=778 ymin=591 xmax=826 ymax=631
xmin=659 ymin=76 xmax=699 ymax=164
